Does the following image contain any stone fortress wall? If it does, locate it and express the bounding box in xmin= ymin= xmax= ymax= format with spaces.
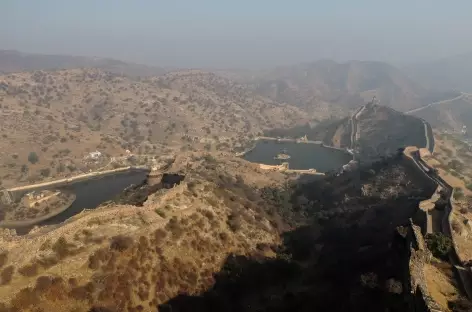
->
xmin=402 ymin=144 xmax=472 ymax=310
xmin=401 ymin=150 xmax=444 ymax=311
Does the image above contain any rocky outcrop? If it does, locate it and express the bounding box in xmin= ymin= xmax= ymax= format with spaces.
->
xmin=404 ymin=221 xmax=444 ymax=312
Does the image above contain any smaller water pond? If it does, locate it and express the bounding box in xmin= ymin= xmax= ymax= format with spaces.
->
xmin=243 ymin=141 xmax=352 ymax=172
xmin=11 ymin=170 xmax=149 ymax=234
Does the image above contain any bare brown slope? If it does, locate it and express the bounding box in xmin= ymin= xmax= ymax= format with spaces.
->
xmin=0 ymin=152 xmax=289 ymax=311
xmin=264 ymin=102 xmax=428 ymax=161
xmin=0 ymin=68 xmax=307 ymax=187
xmin=0 ymin=152 xmax=439 ymax=312
xmin=0 ymin=50 xmax=167 ymax=77
xmin=355 ymin=104 xmax=427 ymax=159
xmin=251 ymin=60 xmax=444 ymax=113
xmin=405 ymin=52 xmax=472 ymax=92
xmin=409 ymin=94 xmax=472 ymax=133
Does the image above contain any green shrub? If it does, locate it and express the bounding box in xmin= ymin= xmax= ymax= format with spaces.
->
xmin=155 ymin=209 xmax=166 ymax=218
xmin=40 ymin=168 xmax=50 ymax=177
xmin=0 ymin=251 xmax=8 ymax=269
xmin=426 ymin=233 xmax=452 ymax=259
xmin=52 ymin=236 xmax=69 ymax=259
xmin=455 ymin=188 xmax=465 ymax=200
xmin=110 ymin=235 xmax=134 ymax=252
xmin=448 ymin=160 xmax=464 ymax=171
xmin=28 ymin=152 xmax=39 ymax=164
xmin=1 ymin=265 xmax=14 ymax=285
xmin=449 ymin=297 xmax=472 ymax=312
xmin=18 ymin=262 xmax=39 ymax=277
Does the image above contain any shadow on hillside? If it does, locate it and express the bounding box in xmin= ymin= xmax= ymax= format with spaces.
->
xmin=158 ymin=202 xmax=425 ymax=311
xmin=157 ymin=155 xmax=437 ymax=312
xmin=158 ymin=221 xmax=410 ymax=312
xmin=115 ymin=173 xmax=185 ymax=206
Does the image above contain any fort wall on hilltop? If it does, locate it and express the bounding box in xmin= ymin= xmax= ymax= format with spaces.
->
xmin=402 ymin=143 xmax=472 ymax=309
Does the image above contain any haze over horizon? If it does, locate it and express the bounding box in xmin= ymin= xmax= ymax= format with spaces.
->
xmin=2 ymin=0 xmax=472 ymax=68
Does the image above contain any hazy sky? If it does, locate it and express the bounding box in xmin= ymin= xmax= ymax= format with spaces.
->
xmin=2 ymin=0 xmax=472 ymax=68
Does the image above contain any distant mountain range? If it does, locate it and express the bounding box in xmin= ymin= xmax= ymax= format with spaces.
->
xmin=2 ymin=49 xmax=469 ymax=113
xmin=247 ymin=59 xmax=459 ymax=113
xmin=0 ymin=50 xmax=168 ymax=77
xmin=404 ymin=52 xmax=472 ymax=92
xmin=408 ymin=93 xmax=472 ymax=134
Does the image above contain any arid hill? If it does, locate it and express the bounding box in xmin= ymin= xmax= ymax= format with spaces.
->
xmin=266 ymin=102 xmax=429 ymax=162
xmin=0 ymin=68 xmax=307 ymax=187
xmin=408 ymin=93 xmax=472 ymax=134
xmin=0 ymin=50 xmax=168 ymax=77
xmin=0 ymin=150 xmax=444 ymax=311
xmin=352 ymin=103 xmax=430 ymax=160
xmin=249 ymin=60 xmax=456 ymax=114
xmin=405 ymin=52 xmax=472 ymax=92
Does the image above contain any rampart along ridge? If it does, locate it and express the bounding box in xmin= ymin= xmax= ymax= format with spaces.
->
xmin=400 ymin=148 xmax=442 ymax=311
xmin=403 ymin=144 xmax=472 ymax=310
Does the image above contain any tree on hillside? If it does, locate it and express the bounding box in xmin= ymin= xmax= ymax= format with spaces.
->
xmin=28 ymin=152 xmax=39 ymax=164
xmin=425 ymin=233 xmax=452 ymax=259
xmin=448 ymin=159 xmax=464 ymax=171
xmin=40 ymin=168 xmax=50 ymax=177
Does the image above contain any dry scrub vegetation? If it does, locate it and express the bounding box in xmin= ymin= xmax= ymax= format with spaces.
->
xmin=0 ymin=152 xmax=288 ymax=311
xmin=0 ymin=68 xmax=307 ymax=187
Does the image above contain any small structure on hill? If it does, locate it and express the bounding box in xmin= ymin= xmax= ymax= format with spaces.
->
xmin=86 ymin=150 xmax=102 ymax=160
xmin=274 ymin=148 xmax=291 ymax=160
xmin=299 ymin=135 xmax=308 ymax=141
xmin=274 ymin=153 xmax=291 ymax=160
xmin=340 ymin=160 xmax=358 ymax=173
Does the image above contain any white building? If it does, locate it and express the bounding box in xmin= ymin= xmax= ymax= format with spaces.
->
xmin=88 ymin=151 xmax=102 ymax=160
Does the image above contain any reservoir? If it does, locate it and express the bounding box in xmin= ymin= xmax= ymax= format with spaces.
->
xmin=10 ymin=170 xmax=149 ymax=234
xmin=243 ymin=140 xmax=353 ymax=172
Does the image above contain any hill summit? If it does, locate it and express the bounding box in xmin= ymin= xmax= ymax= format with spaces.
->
xmin=266 ymin=99 xmax=432 ymax=162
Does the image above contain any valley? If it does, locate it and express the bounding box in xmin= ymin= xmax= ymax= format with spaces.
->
xmin=1 ymin=49 xmax=472 ymax=312
xmin=0 ymin=68 xmax=309 ymax=188
xmin=0 ymin=148 xmax=444 ymax=311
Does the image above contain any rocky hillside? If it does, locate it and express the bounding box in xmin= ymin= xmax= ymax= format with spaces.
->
xmin=249 ymin=60 xmax=447 ymax=114
xmin=409 ymin=93 xmax=472 ymax=134
xmin=266 ymin=101 xmax=429 ymax=162
xmin=0 ymin=68 xmax=307 ymax=187
xmin=0 ymin=50 xmax=167 ymax=77
xmin=0 ymin=151 xmax=442 ymax=311
xmin=405 ymin=52 xmax=472 ymax=92
xmin=353 ymin=103 xmax=429 ymax=160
